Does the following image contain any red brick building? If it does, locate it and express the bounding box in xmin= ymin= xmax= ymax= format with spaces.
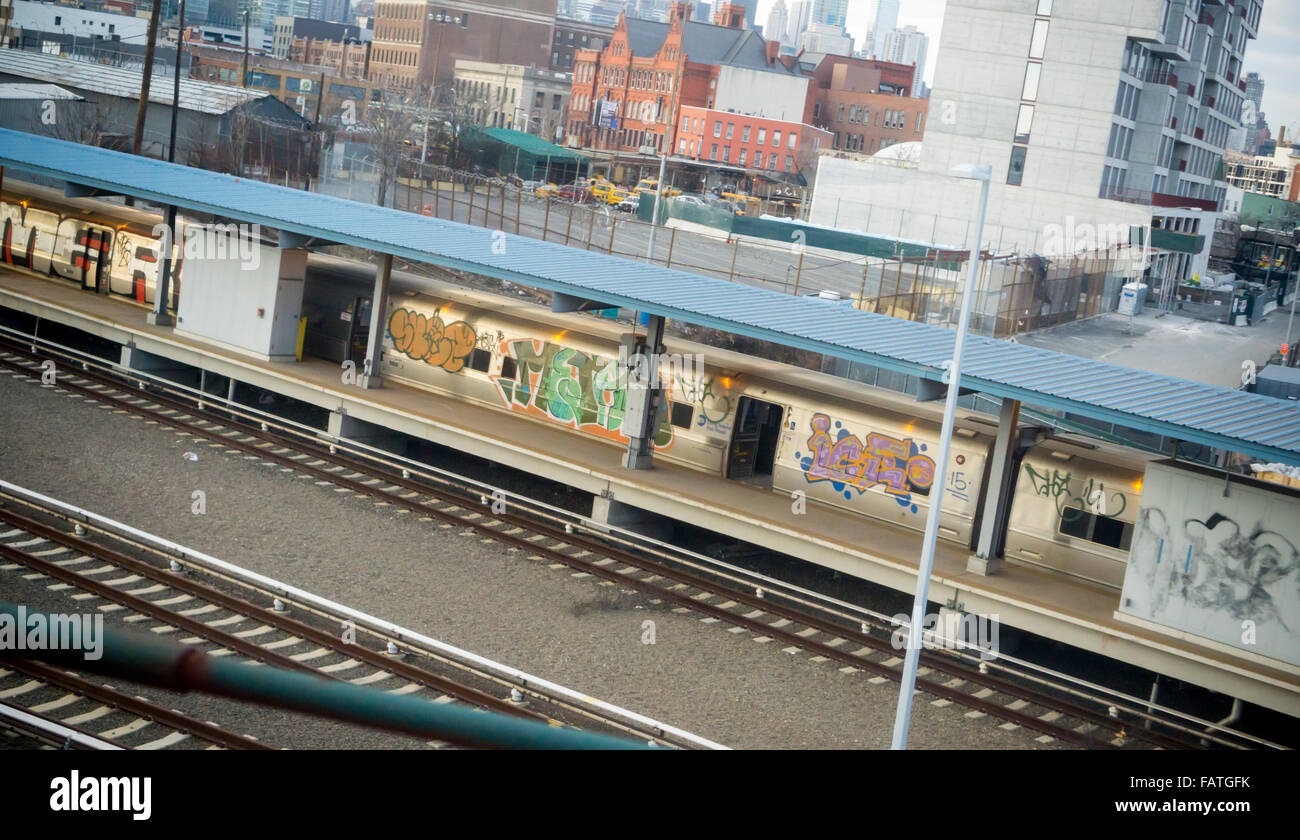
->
xmin=676 ymin=106 xmax=831 ymax=176
xmin=811 ymin=55 xmax=928 ymax=157
xmin=567 ymin=2 xmax=808 ymax=158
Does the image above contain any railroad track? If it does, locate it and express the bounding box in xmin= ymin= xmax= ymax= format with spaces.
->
xmin=0 ymin=330 xmax=1281 ymax=750
xmin=0 ymin=660 xmax=270 ymax=750
xmin=0 ymin=493 xmax=716 ymax=750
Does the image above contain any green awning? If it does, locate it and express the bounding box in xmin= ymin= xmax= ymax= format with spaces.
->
xmin=481 ymin=128 xmax=584 ymax=163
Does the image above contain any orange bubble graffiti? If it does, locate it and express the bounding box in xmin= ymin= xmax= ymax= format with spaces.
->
xmin=388 ymin=308 xmax=478 ymax=373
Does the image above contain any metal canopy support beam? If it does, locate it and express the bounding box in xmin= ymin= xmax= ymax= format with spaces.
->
xmin=968 ymin=399 xmax=1020 ymax=575
xmin=146 ymin=205 xmax=177 ymax=327
xmin=64 ymin=182 xmax=121 ymax=199
xmin=360 ymin=253 xmax=392 ymax=390
xmin=278 ymin=230 xmax=329 ymax=250
xmin=552 ymin=292 xmax=616 ymax=313
xmin=622 ymin=314 xmax=665 ymax=470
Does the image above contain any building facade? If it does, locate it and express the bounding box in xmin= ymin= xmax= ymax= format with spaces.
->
xmin=550 ymin=16 xmax=614 ymax=72
xmin=675 ymin=105 xmax=830 ymax=177
xmin=810 ymin=56 xmax=926 ymax=157
xmin=454 ymin=60 xmax=572 ymax=142
xmin=368 ymin=0 xmax=556 ymax=93
xmin=811 ymin=0 xmax=1264 ymax=305
xmin=566 ymin=1 xmax=805 ymax=156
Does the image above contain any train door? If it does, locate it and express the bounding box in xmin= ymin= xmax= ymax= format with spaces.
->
xmin=725 ymin=396 xmax=784 ymax=485
xmin=347 ymin=296 xmax=371 ymax=366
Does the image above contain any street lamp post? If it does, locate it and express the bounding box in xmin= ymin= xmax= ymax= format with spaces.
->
xmin=890 ymin=163 xmax=992 ymax=751
xmin=645 ymin=34 xmax=686 ymax=262
xmin=148 ymin=0 xmax=186 ymax=328
xmin=422 ymin=12 xmax=459 ymax=166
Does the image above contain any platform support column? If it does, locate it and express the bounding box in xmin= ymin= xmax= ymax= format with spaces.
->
xmin=968 ymin=398 xmax=1020 ymax=575
xmin=146 ymin=205 xmax=177 ymax=326
xmin=359 ymin=253 xmax=392 ymax=390
xmin=622 ymin=314 xmax=665 ymax=471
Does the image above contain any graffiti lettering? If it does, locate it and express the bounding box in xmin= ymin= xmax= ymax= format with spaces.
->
xmin=1024 ymin=464 xmax=1127 ymax=522
xmin=798 ymin=413 xmax=935 ymax=510
xmin=492 ymin=339 xmax=673 ymax=447
xmin=388 ymin=308 xmax=477 ymax=373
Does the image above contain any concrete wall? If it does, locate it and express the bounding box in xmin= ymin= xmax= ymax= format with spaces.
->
xmin=1119 ymin=461 xmax=1300 ymax=669
xmin=176 ymin=234 xmax=307 ymax=361
xmin=713 ymin=65 xmax=813 ymax=124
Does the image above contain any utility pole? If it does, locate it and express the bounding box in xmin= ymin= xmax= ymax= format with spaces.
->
xmin=304 ymin=70 xmax=325 ymax=191
xmin=149 ymin=0 xmax=185 ymax=329
xmin=645 ymin=19 xmax=685 ymax=263
xmin=131 ymin=0 xmax=164 ymax=156
xmin=242 ymin=10 xmax=250 ymax=88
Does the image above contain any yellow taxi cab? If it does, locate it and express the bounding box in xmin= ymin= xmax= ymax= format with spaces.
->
xmin=605 ymin=187 xmax=631 ymax=205
xmin=535 ymin=182 xmax=559 ymax=198
xmin=588 ymin=180 xmax=614 ymax=201
xmin=634 ymin=178 xmax=681 ymax=198
xmin=720 ymin=192 xmax=760 ymax=215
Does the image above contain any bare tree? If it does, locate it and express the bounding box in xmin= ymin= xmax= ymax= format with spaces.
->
xmin=51 ymin=94 xmax=118 ymax=148
xmin=368 ymin=83 xmax=419 ymax=208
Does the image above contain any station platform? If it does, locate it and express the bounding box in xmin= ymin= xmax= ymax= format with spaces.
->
xmin=2 ymin=269 xmax=1297 ymax=719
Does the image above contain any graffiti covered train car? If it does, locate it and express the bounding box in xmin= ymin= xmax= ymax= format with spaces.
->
xmin=300 ymin=254 xmax=1151 ymax=588
xmin=1 ymin=180 xmax=1157 ymax=590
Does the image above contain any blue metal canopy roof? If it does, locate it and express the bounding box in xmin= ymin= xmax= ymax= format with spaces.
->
xmin=2 ymin=127 xmax=1297 ymax=465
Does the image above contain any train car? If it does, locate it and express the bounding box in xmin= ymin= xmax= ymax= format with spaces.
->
xmin=296 ymin=253 xmax=1150 ymax=586
xmin=0 ymin=179 xmax=1153 ymax=589
xmin=1 ymin=182 xmax=179 ymax=309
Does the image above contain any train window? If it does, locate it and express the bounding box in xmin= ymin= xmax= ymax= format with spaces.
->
xmin=467 ymin=348 xmax=491 ymax=373
xmin=499 ymin=356 xmax=517 ymax=381
xmin=670 ymin=402 xmax=694 ymax=430
xmin=1058 ymin=506 xmax=1133 ymax=551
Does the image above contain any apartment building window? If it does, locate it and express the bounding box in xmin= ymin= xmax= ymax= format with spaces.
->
xmin=739 ymin=148 xmax=747 ymax=166
xmin=711 ymin=144 xmax=719 ymax=160
xmin=726 ymin=123 xmax=734 ymax=139
xmin=723 ymin=147 xmax=730 ymax=162
xmin=861 ymin=107 xmax=869 ymax=123
xmin=754 ymin=150 xmax=763 ymax=168
xmin=1014 ymin=105 xmax=1034 ymax=143
xmin=742 ymin=125 xmax=751 ymax=142
xmin=772 ymin=130 xmax=781 ymax=146
xmin=1022 ymin=63 xmax=1041 ymax=101
xmin=714 ymin=121 xmax=721 ymax=138
xmin=838 ymin=103 xmax=845 ymax=121
xmin=788 ymin=132 xmax=797 ymax=148
xmin=1007 ymin=146 xmax=1027 ymax=186
xmin=784 ymin=155 xmax=793 ymax=172
xmin=757 ymin=128 xmax=766 ymax=144
xmin=1029 ymin=19 xmax=1049 ymax=59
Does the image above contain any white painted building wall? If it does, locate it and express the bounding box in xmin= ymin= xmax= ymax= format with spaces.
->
xmin=713 ymin=65 xmax=812 ymax=123
xmin=176 ymin=232 xmax=307 ymax=361
xmin=11 ymin=0 xmax=149 ymax=43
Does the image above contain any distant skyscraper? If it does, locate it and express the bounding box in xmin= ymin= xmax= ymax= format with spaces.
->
xmin=811 ymin=0 xmax=846 ymax=29
xmin=693 ymin=1 xmax=711 ymax=23
xmin=882 ymin=24 xmax=928 ymax=93
xmin=765 ymin=0 xmax=789 ymax=43
xmin=786 ymin=0 xmax=810 ymax=43
xmin=868 ymin=0 xmax=898 ymax=57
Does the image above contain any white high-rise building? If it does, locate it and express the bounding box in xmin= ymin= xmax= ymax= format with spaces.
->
xmin=786 ymin=0 xmax=811 ymax=46
xmin=881 ymin=24 xmax=928 ymax=94
xmin=765 ymin=0 xmax=790 ymax=44
xmin=812 ymin=0 xmax=1265 ymax=310
xmin=867 ymin=0 xmax=898 ymax=58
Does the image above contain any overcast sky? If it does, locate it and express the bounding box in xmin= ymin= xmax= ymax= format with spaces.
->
xmin=750 ymin=0 xmax=1299 ymax=136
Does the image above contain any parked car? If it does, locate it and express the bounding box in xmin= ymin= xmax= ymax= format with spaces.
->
xmin=672 ymin=194 xmax=709 ymax=207
xmin=535 ymin=182 xmax=559 ymax=198
xmin=557 ymin=184 xmax=589 ymax=202
xmin=605 ymin=188 xmax=631 ymax=205
xmin=617 ymin=193 xmax=640 ymax=213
